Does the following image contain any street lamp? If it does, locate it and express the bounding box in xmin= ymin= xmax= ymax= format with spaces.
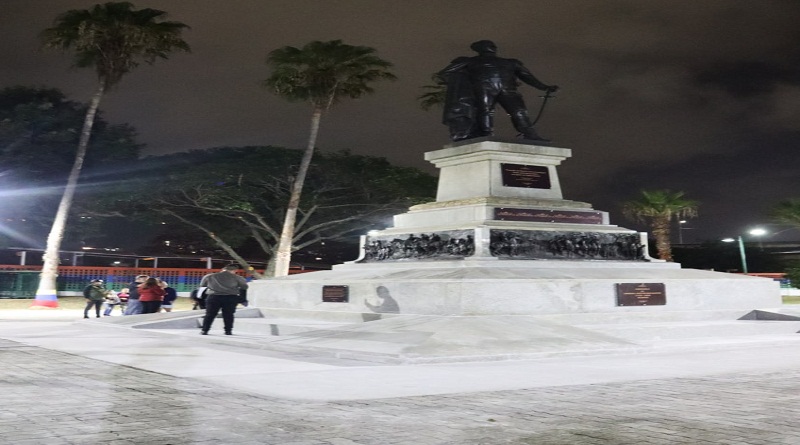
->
xmin=677 ymin=220 xmax=696 ymax=244
xmin=721 ymin=228 xmax=767 ymax=274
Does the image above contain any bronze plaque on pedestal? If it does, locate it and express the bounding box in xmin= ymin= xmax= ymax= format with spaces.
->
xmin=494 ymin=208 xmax=604 ymax=224
xmin=322 ymin=285 xmax=349 ymax=303
xmin=616 ymin=283 xmax=666 ymax=306
xmin=500 ymin=163 xmax=551 ymax=189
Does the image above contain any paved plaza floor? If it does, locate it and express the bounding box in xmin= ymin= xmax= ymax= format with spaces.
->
xmin=2 ymin=310 xmax=800 ymax=444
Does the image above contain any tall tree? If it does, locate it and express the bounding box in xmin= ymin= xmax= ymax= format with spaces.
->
xmin=263 ymin=40 xmax=396 ymax=276
xmin=32 ymin=2 xmax=189 ymax=308
xmin=623 ymin=190 xmax=698 ymax=262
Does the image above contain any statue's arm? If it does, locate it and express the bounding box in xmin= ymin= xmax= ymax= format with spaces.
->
xmin=514 ymin=59 xmax=559 ymax=92
xmin=438 ymin=57 xmax=471 ymax=77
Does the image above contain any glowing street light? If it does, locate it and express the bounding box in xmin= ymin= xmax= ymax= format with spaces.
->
xmin=721 ymin=228 xmax=767 ymax=274
xmin=677 ymin=219 xmax=694 ymax=244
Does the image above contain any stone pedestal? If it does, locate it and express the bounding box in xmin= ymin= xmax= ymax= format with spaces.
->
xmin=249 ymin=139 xmax=781 ymax=318
xmin=356 ymin=139 xmax=647 ymax=263
xmin=427 ymin=138 xmax=571 ymax=201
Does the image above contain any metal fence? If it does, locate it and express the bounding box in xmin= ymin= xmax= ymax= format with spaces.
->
xmin=0 ymin=270 xmax=40 ymax=298
xmin=0 ymin=265 xmax=268 ymax=297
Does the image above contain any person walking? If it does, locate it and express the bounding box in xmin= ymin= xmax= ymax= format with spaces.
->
xmin=123 ymin=275 xmax=148 ymax=315
xmin=138 ymin=277 xmax=166 ymax=314
xmin=199 ymin=265 xmax=249 ymax=335
xmin=83 ymin=279 xmax=107 ymax=319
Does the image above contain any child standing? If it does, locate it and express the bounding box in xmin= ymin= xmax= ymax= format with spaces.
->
xmin=103 ymin=290 xmax=122 ymax=316
xmin=117 ymin=288 xmax=129 ymax=314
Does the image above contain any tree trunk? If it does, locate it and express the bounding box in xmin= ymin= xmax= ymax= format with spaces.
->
xmin=272 ymin=106 xmax=323 ymax=277
xmin=31 ymin=82 xmax=105 ymax=308
xmin=264 ymin=254 xmax=277 ymax=277
xmin=652 ymin=216 xmax=673 ymax=262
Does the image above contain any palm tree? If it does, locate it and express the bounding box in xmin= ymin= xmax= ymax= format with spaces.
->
xmin=417 ymin=74 xmax=446 ymax=111
xmin=32 ymin=2 xmax=189 ymax=308
xmin=263 ymin=40 xmax=396 ymax=277
xmin=770 ymin=199 xmax=800 ymax=229
xmin=622 ymin=189 xmax=698 ymax=262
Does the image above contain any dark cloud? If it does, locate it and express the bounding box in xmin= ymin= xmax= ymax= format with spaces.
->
xmin=594 ymin=132 xmax=800 ymax=241
xmin=2 ymin=0 xmax=799 ymax=245
xmin=696 ymin=61 xmax=800 ymax=97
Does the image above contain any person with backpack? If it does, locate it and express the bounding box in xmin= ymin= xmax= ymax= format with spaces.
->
xmin=83 ymin=279 xmax=108 ymax=319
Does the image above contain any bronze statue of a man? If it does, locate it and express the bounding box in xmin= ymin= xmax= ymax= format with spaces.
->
xmin=439 ymin=40 xmax=559 ymax=142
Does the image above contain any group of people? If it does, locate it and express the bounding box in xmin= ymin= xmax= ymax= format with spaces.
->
xmin=81 ymin=275 xmax=178 ymax=319
xmin=81 ymin=265 xmax=249 ymax=336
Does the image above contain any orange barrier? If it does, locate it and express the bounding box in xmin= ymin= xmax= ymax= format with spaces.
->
xmin=0 ymin=265 xmax=316 ymax=293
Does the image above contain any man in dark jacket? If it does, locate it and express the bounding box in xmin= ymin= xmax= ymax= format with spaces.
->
xmin=199 ymin=265 xmax=249 ymax=335
xmin=83 ymin=279 xmax=107 ymax=319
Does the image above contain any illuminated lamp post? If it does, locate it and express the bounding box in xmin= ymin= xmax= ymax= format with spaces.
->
xmin=677 ymin=220 xmax=696 ymax=244
xmin=721 ymin=228 xmax=767 ymax=274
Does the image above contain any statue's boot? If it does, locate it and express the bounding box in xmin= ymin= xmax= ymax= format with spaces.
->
xmin=449 ymin=117 xmax=475 ymax=141
xmin=518 ymin=128 xmax=550 ymax=143
xmin=476 ymin=113 xmax=494 ymax=137
xmin=512 ymin=112 xmax=550 ymax=142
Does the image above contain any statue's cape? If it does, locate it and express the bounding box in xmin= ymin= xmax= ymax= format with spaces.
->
xmin=439 ymin=57 xmax=475 ymax=125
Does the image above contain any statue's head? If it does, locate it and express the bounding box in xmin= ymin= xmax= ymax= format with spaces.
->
xmin=470 ymin=40 xmax=497 ymax=54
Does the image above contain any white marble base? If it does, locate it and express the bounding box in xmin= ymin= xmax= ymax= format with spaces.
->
xmin=249 ymin=260 xmax=781 ymax=316
xmin=250 ymin=139 xmax=779 ymax=320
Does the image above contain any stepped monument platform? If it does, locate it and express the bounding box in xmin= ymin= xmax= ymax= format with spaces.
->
xmin=245 ymin=138 xmax=784 ymax=361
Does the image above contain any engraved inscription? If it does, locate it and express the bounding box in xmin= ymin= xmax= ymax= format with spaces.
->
xmin=495 ymin=208 xmax=604 ymax=224
xmin=616 ymin=283 xmax=666 ymax=306
xmin=322 ymin=285 xmax=349 ymax=303
xmin=501 ymin=163 xmax=551 ymax=189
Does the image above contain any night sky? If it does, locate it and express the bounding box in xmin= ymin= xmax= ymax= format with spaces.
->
xmin=2 ymin=0 xmax=800 ymax=243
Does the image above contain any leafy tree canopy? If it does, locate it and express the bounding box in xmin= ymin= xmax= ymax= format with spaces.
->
xmin=0 ymin=85 xmax=141 ymax=182
xmin=41 ymin=1 xmax=190 ymax=89
xmin=89 ymin=146 xmax=436 ymax=274
xmin=0 ymin=85 xmax=142 ymax=248
xmin=264 ymin=39 xmax=396 ymax=110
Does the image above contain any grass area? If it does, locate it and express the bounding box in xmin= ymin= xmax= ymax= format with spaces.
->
xmin=783 ymin=295 xmax=800 ymax=305
xmin=0 ymin=296 xmax=195 ymax=311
